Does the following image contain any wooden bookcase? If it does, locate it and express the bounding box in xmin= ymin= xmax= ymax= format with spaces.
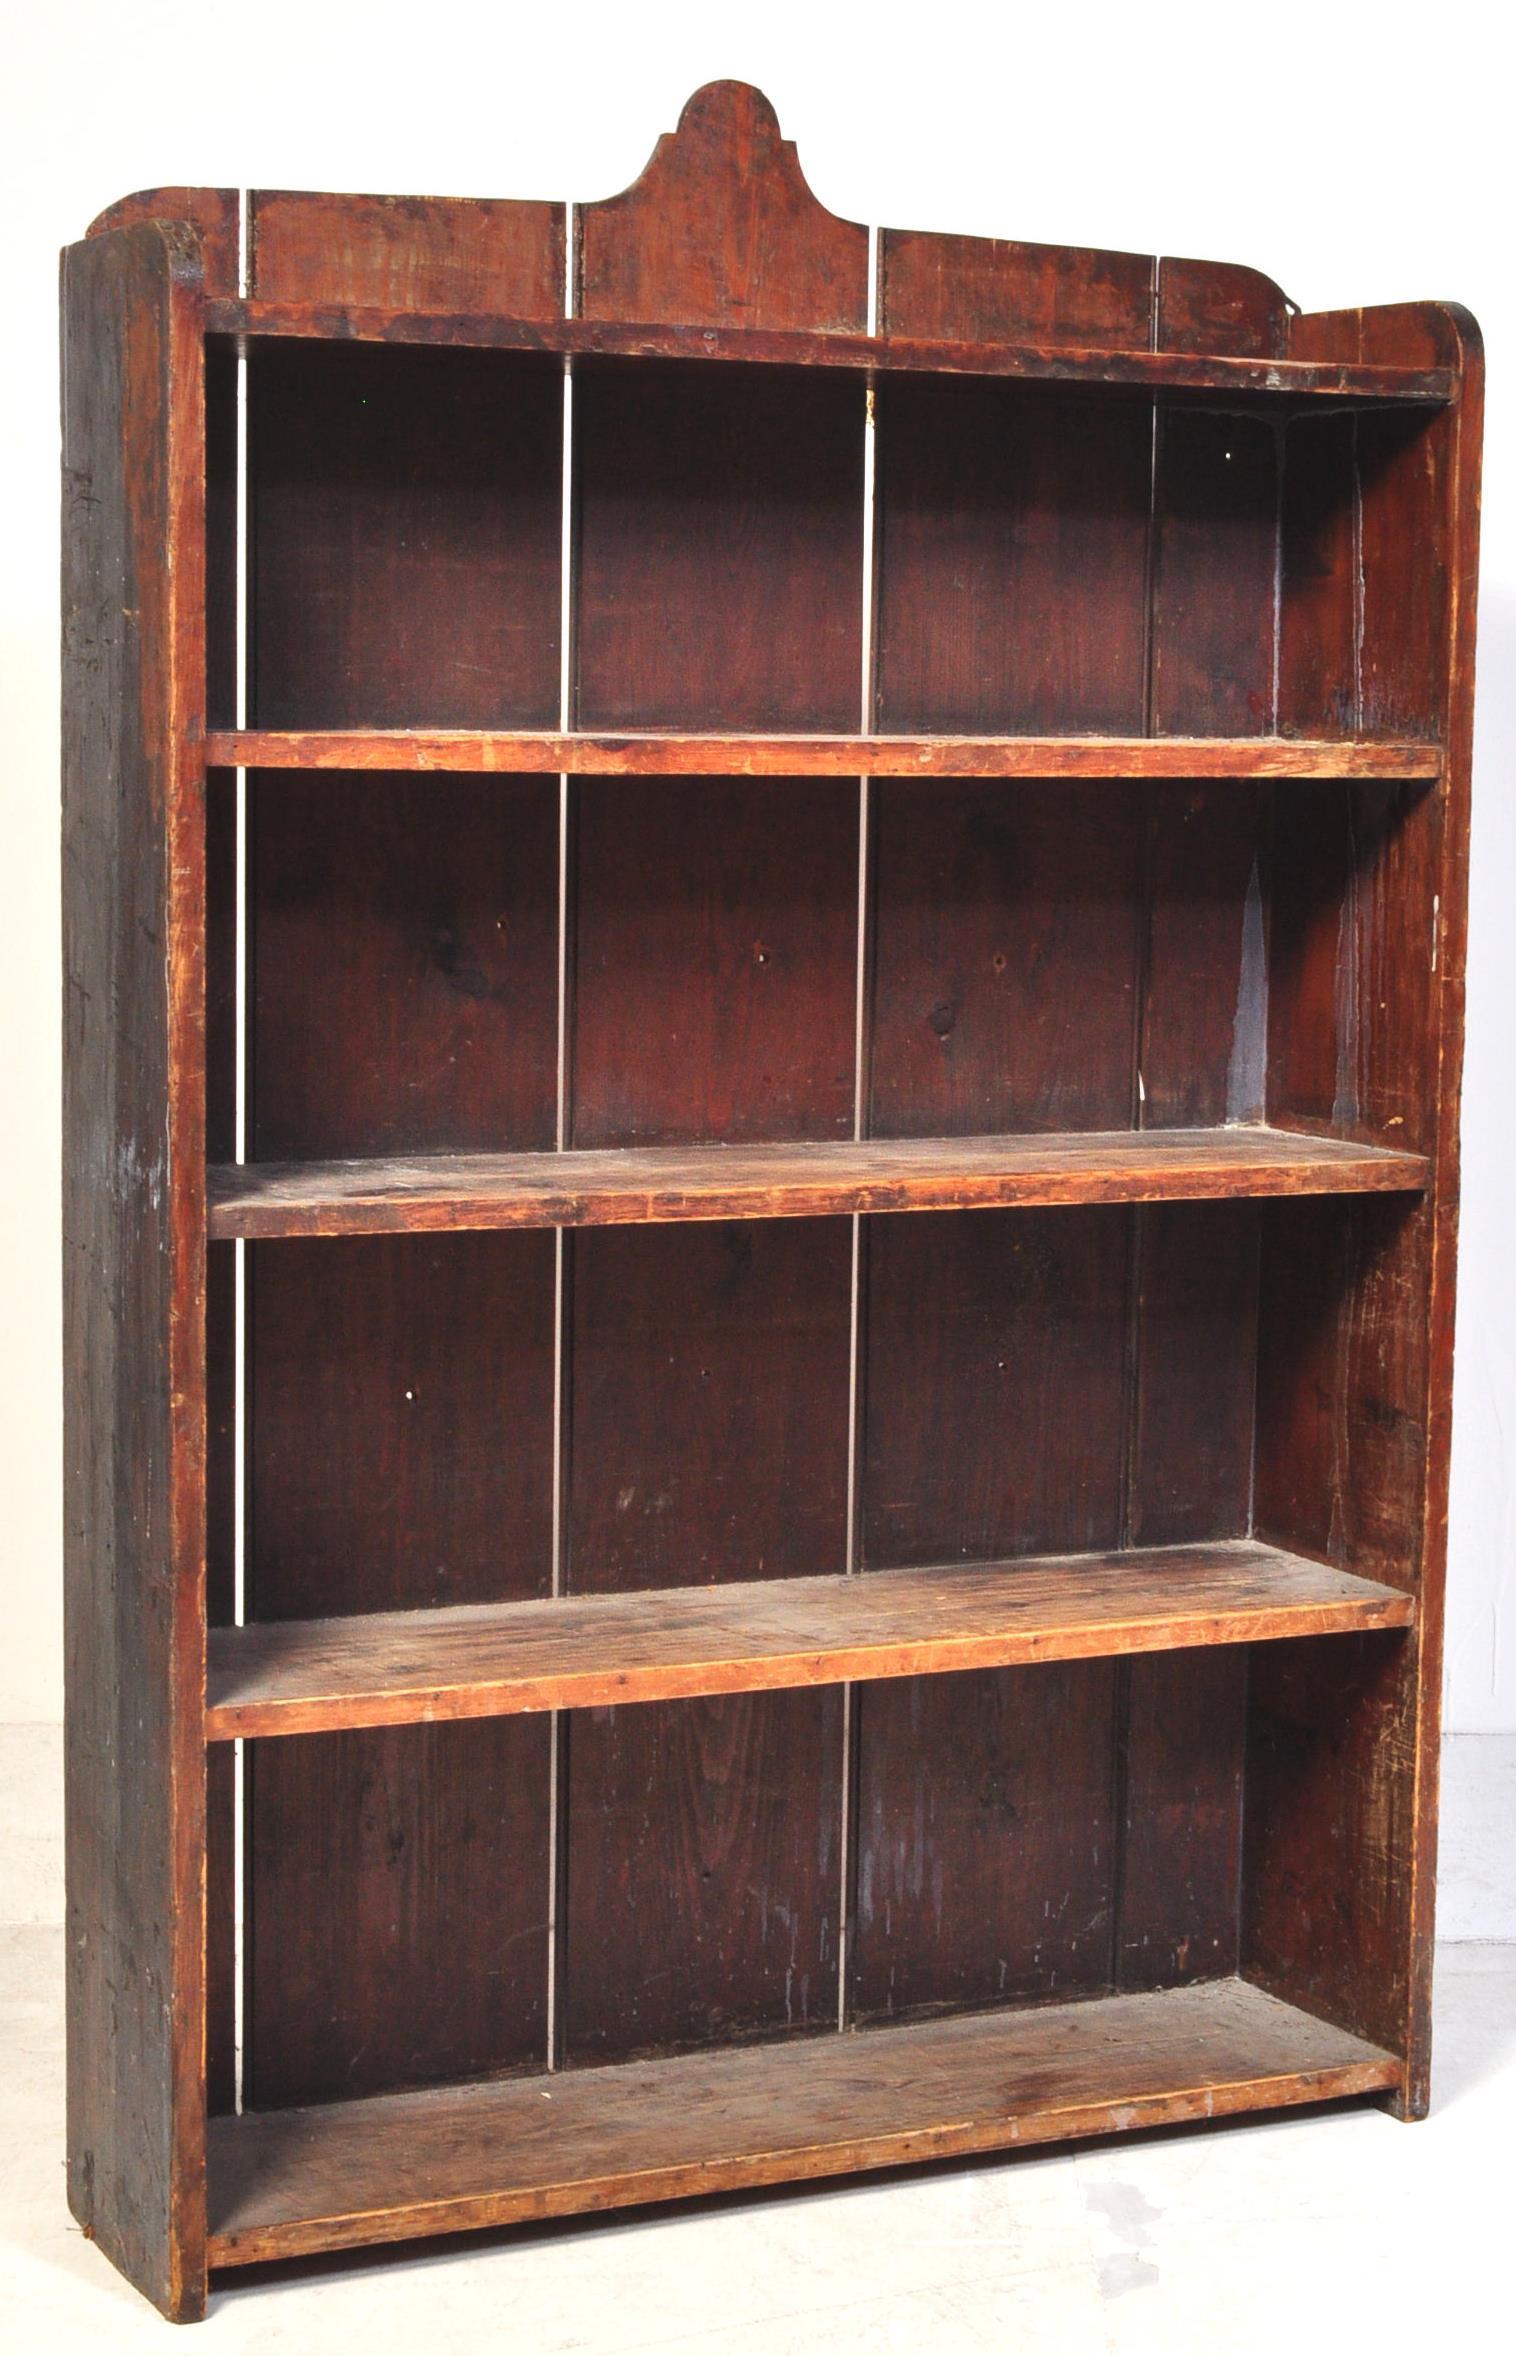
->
xmin=61 ymin=82 xmax=1482 ymax=2321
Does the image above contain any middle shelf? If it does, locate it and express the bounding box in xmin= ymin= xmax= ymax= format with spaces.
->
xmin=205 ymin=1539 xmax=1413 ymax=1740
xmin=208 ymin=1125 xmax=1428 ymax=1238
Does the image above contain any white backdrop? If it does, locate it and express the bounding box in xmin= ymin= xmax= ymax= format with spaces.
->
xmin=3 ymin=0 xmax=1511 ymax=1733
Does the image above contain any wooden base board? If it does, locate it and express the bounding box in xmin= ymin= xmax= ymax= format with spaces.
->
xmin=208 ymin=1978 xmax=1399 ymax=2267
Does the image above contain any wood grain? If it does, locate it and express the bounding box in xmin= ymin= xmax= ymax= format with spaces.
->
xmin=246 ymin=1720 xmax=551 ymax=2107
xmin=849 ymin=1661 xmax=1120 ymax=2019
xmin=205 ymin=1542 xmax=1414 ymax=1740
xmin=860 ymin=1206 xmax=1130 ymax=1569
xmin=62 ymin=221 xmax=210 ymax=2323
xmin=572 ymin=362 xmax=862 ymax=732
xmin=250 ymin=190 xmax=565 ymax=315
xmin=878 ymin=224 xmax=1152 ymax=349
xmin=576 ymin=81 xmax=867 ymax=333
xmin=206 ymin=729 xmax=1443 ymax=778
xmin=206 ymin=297 xmax=1455 ymax=400
xmin=1117 ymin=1649 xmax=1249 ymax=1987
xmin=561 ymin=1689 xmax=841 ymax=2064
xmin=872 ymin=382 xmax=1151 ymax=735
xmin=88 ymin=188 xmax=238 ymax=296
xmin=207 ymin=1979 xmax=1399 ymax=2265
xmin=248 ymin=341 xmax=562 ymax=729
xmin=248 ymin=772 xmax=558 ymax=1160
xmin=867 ymin=782 xmax=1143 ymax=1134
xmin=208 ymin=1127 xmax=1430 ymax=1240
xmin=247 ymin=1232 xmax=554 ymax=1617
xmin=565 ymin=1220 xmax=851 ymax=1593
xmin=568 ymin=776 xmax=857 ymax=1146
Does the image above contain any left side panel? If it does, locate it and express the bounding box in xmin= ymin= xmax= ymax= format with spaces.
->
xmin=62 ymin=223 xmax=210 ymax=2321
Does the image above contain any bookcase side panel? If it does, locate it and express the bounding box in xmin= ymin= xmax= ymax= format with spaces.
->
xmin=62 ymin=223 xmax=210 ymax=2322
xmin=1248 ymin=303 xmax=1482 ymax=2108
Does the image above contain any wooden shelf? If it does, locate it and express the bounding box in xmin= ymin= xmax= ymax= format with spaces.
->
xmin=205 ymin=728 xmax=1444 ymax=781
xmin=203 ymin=298 xmax=1455 ymax=405
xmin=208 ymin=1127 xmax=1429 ymax=1241
xmin=206 ymin=1977 xmax=1399 ymax=2266
xmin=205 ymin=1540 xmax=1413 ymax=1740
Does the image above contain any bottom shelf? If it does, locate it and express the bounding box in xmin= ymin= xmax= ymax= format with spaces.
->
xmin=208 ymin=1979 xmax=1398 ymax=2267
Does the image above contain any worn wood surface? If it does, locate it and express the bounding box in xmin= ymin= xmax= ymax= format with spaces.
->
xmin=577 ymin=82 xmax=866 ymax=333
xmin=872 ymin=383 xmax=1150 ymax=734
xmin=572 ymin=363 xmax=862 ymax=732
xmin=72 ymin=83 xmax=1481 ymax=2313
xmin=867 ymin=781 xmax=1144 ymax=1132
xmin=246 ymin=1720 xmax=552 ymax=2107
xmin=205 ymin=1543 xmax=1413 ymax=1740
xmin=248 ymin=772 xmax=559 ymax=1158
xmin=562 ymin=1219 xmax=850 ymax=2061
xmin=207 ymin=1126 xmax=1429 ymax=1239
xmin=250 ymin=189 xmax=565 ymax=314
xmin=1244 ymin=300 xmax=1481 ymax=2118
xmin=62 ymin=222 xmax=210 ymax=2321
xmin=243 ymin=1231 xmax=555 ymax=2105
xmin=205 ymin=297 xmax=1454 ymax=400
xmin=248 ymin=341 xmax=562 ymax=729
xmin=851 ymin=1660 xmax=1119 ymax=2019
xmin=88 ymin=188 xmax=238 ymax=296
xmin=207 ymin=1980 xmax=1399 ymax=2265
xmin=568 ymin=776 xmax=857 ymax=1145
xmin=561 ymin=1689 xmax=842 ymax=2064
xmin=206 ymin=729 xmax=1443 ymax=777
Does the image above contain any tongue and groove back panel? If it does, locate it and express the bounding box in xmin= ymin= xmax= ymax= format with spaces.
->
xmin=189 ymin=80 xmax=1464 ymax=2101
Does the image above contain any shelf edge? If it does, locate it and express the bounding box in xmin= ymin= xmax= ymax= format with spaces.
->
xmin=205 ymin=1549 xmax=1415 ymax=1741
xmin=203 ymin=729 xmax=1445 ymax=781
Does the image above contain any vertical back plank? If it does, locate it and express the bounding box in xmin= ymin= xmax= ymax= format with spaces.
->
xmin=570 ymin=776 xmax=856 ymax=1147
xmin=250 ymin=773 xmax=559 ymax=1160
xmin=245 ymin=1232 xmax=555 ymax=2104
xmin=62 ymin=222 xmax=209 ymax=2321
xmin=249 ymin=342 xmax=562 ymax=728
xmin=563 ymin=1218 xmax=851 ymax=2062
xmin=1140 ymin=783 xmax=1269 ymax=1128
xmin=872 ymin=379 xmax=1152 ymax=734
xmin=562 ymin=84 xmax=866 ymax=2073
xmin=562 ymin=1691 xmax=842 ymax=2064
xmin=1117 ymin=1650 xmax=1248 ymax=1988
xmin=566 ymin=1221 xmax=851 ymax=1593
xmin=860 ymin=1207 xmax=1130 ymax=1570
xmin=247 ymin=1721 xmax=551 ymax=2107
xmin=850 ymin=1662 xmax=1120 ymax=2022
xmin=1128 ymin=1202 xmax=1258 ymax=1549
xmin=1150 ymin=411 xmax=1279 ymax=736
xmin=249 ymin=1233 xmax=555 ymax=1618
xmin=852 ymin=1208 xmax=1129 ymax=2015
xmin=572 ymin=361 xmax=863 ymax=731
xmin=867 ymin=781 xmax=1143 ymax=1137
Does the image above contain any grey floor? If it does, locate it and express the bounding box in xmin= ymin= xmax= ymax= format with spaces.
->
xmin=3 ymin=1930 xmax=1510 ymax=2351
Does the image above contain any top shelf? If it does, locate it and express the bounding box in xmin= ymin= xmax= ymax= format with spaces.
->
xmin=203 ymin=299 xmax=1456 ymax=406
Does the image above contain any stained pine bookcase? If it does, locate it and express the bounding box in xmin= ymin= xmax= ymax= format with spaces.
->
xmin=62 ymin=83 xmax=1482 ymax=2321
